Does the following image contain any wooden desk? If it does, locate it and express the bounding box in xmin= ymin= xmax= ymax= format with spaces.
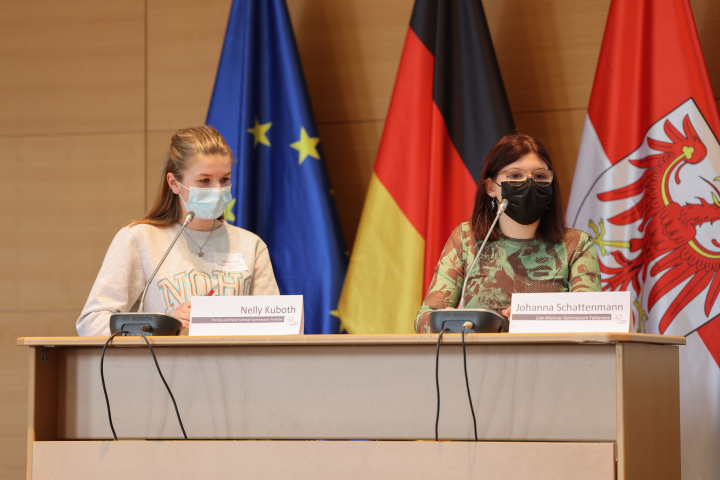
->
xmin=19 ymin=333 xmax=684 ymax=479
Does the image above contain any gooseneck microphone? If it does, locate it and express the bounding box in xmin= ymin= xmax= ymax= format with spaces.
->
xmin=109 ymin=212 xmax=195 ymax=336
xmin=458 ymin=199 xmax=508 ymax=308
xmin=429 ymin=199 xmax=509 ymax=333
xmin=138 ymin=211 xmax=195 ymax=312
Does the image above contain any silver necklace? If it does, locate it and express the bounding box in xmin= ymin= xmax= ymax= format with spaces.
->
xmin=184 ymin=219 xmax=216 ymax=257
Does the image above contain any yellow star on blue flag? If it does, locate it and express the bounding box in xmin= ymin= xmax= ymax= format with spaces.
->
xmin=247 ymin=117 xmax=272 ymax=148
xmin=223 ymin=198 xmax=237 ymax=222
xmin=290 ymin=127 xmax=320 ymax=165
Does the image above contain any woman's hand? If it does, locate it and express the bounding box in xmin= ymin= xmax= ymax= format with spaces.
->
xmin=172 ymin=301 xmax=192 ymax=329
xmin=501 ymin=307 xmax=511 ymax=318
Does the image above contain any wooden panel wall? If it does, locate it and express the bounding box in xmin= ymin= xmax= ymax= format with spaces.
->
xmin=0 ymin=3 xmax=148 ymax=477
xmin=0 ymin=0 xmax=718 ymax=478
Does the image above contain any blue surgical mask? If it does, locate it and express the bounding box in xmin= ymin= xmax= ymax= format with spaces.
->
xmin=177 ymin=182 xmax=232 ymax=220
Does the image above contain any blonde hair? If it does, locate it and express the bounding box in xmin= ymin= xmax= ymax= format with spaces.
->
xmin=130 ymin=126 xmax=233 ymax=227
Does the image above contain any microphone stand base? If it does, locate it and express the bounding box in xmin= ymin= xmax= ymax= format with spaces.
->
xmin=429 ymin=308 xmax=506 ymax=333
xmin=110 ymin=313 xmax=182 ymax=336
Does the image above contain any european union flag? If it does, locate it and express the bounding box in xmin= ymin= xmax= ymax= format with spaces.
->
xmin=207 ymin=0 xmax=347 ymax=334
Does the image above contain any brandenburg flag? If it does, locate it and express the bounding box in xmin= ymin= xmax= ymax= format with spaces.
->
xmin=567 ymin=1 xmax=720 ymax=478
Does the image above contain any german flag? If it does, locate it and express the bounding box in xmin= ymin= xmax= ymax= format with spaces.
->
xmin=339 ymin=0 xmax=514 ymax=334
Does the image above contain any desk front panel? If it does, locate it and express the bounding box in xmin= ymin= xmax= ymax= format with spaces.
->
xmin=32 ymin=440 xmax=616 ymax=480
xmin=56 ymin=343 xmax=617 ymax=441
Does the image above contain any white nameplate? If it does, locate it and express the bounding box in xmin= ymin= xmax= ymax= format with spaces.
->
xmin=188 ymin=295 xmax=303 ymax=336
xmin=509 ymin=291 xmax=631 ymax=333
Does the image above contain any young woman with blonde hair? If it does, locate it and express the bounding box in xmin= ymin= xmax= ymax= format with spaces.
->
xmin=77 ymin=126 xmax=279 ymax=336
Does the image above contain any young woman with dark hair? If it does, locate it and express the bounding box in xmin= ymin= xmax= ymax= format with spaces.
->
xmin=414 ymin=133 xmax=601 ymax=333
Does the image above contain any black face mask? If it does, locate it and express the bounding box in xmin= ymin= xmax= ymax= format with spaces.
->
xmin=500 ymin=179 xmax=553 ymax=225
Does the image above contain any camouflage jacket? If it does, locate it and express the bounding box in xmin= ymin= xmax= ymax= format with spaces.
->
xmin=415 ymin=222 xmax=602 ymax=333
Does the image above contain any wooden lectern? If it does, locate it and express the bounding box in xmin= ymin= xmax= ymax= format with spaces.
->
xmin=19 ymin=333 xmax=683 ymax=479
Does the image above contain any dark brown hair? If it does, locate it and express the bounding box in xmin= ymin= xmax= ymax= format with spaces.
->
xmin=130 ymin=126 xmax=233 ymax=227
xmin=470 ymin=133 xmax=566 ymax=243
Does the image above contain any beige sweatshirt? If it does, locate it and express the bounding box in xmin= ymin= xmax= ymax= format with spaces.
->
xmin=77 ymin=222 xmax=279 ymax=336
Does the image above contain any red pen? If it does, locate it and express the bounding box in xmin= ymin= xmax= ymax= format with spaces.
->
xmin=206 ymin=283 xmax=219 ymax=296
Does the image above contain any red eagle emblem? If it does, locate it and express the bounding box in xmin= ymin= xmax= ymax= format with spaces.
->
xmin=589 ymin=115 xmax=720 ymax=333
